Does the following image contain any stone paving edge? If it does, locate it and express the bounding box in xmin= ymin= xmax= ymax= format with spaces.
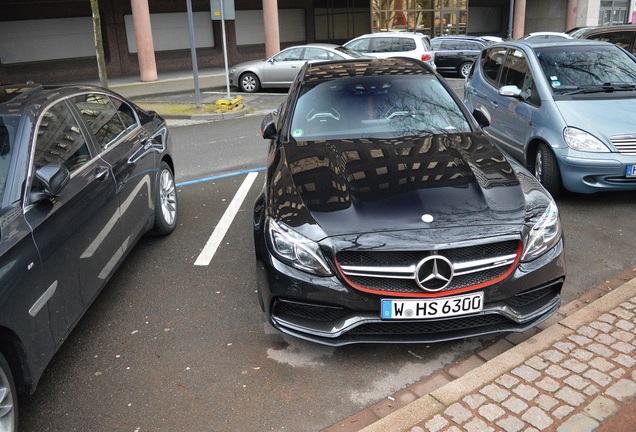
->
xmin=357 ymin=277 xmax=636 ymax=432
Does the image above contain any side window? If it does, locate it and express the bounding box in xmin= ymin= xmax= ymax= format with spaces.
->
xmin=110 ymin=96 xmax=138 ymax=131
xmin=373 ymin=38 xmax=392 ymax=53
xmin=72 ymin=93 xmax=128 ymax=151
xmin=481 ymin=47 xmax=507 ymax=87
xmin=34 ymin=101 xmax=92 ymax=174
xmin=347 ymin=38 xmax=370 ymax=52
xmin=587 ymin=31 xmax=632 ymax=51
xmin=500 ymin=49 xmax=528 ymax=89
xmin=303 ymin=48 xmax=331 ymax=61
xmin=274 ymin=48 xmax=303 ymax=61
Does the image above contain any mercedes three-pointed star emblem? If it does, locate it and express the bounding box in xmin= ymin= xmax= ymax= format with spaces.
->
xmin=415 ymin=255 xmax=454 ymax=292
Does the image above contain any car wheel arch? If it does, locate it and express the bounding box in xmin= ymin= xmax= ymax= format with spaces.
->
xmin=0 ymin=327 xmax=32 ymax=395
xmin=528 ymin=140 xmax=562 ymax=196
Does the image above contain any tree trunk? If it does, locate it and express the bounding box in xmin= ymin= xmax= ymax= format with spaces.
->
xmin=90 ymin=0 xmax=108 ymax=88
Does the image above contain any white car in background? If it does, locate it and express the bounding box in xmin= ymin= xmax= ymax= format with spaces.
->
xmin=344 ymin=32 xmax=436 ymax=70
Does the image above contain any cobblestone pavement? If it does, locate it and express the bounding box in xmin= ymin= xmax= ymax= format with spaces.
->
xmin=346 ymin=275 xmax=636 ymax=432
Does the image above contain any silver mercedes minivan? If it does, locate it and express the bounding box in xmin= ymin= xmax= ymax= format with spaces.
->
xmin=464 ymin=39 xmax=636 ymax=196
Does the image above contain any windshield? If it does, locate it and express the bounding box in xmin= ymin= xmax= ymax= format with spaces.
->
xmin=290 ymin=75 xmax=471 ymax=140
xmin=536 ymin=44 xmax=636 ymax=94
xmin=0 ymin=116 xmax=17 ymax=204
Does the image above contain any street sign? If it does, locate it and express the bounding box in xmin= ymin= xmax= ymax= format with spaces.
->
xmin=210 ymin=0 xmax=235 ymax=20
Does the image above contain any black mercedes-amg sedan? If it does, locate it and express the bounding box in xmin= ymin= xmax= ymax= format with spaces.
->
xmin=0 ymin=83 xmax=177 ymax=430
xmin=253 ymin=57 xmax=565 ymax=346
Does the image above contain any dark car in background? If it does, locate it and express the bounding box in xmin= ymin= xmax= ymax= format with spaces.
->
xmin=0 ymin=83 xmax=178 ymax=430
xmin=464 ymin=39 xmax=636 ymax=196
xmin=431 ymin=35 xmax=491 ymax=78
xmin=253 ymin=57 xmax=565 ymax=346
xmin=569 ymin=24 xmax=636 ymax=55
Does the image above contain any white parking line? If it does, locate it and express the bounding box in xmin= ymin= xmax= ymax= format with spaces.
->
xmin=194 ymin=171 xmax=259 ymax=266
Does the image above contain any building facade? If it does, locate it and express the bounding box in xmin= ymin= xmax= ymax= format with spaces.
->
xmin=0 ymin=0 xmax=633 ymax=85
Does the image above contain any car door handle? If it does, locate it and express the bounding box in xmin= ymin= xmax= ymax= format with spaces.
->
xmin=94 ymin=166 xmax=110 ymax=181
xmin=490 ymin=101 xmax=499 ymax=107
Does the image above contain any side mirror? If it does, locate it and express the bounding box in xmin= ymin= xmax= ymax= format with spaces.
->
xmin=30 ymin=163 xmax=70 ymax=203
xmin=499 ymin=85 xmax=522 ymax=98
xmin=472 ymin=108 xmax=491 ymax=128
xmin=260 ymin=113 xmax=278 ymax=140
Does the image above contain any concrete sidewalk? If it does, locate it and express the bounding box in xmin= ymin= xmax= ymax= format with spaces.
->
xmin=98 ymin=70 xmax=636 ymax=432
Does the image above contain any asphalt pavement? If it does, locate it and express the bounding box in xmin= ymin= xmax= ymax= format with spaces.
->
xmin=98 ymin=68 xmax=636 ymax=432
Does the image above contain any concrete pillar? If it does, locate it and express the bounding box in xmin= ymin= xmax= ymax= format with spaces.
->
xmin=513 ymin=0 xmax=526 ymax=39
xmin=566 ymin=0 xmax=577 ymax=30
xmin=131 ymin=0 xmax=157 ymax=82
xmin=263 ymin=0 xmax=280 ymax=58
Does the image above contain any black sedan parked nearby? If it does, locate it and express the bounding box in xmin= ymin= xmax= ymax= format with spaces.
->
xmin=431 ymin=35 xmax=491 ymax=78
xmin=253 ymin=57 xmax=566 ymax=346
xmin=0 ymin=83 xmax=178 ymax=431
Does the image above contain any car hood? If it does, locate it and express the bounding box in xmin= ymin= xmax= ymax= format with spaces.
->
xmin=269 ymin=132 xmax=528 ymax=241
xmin=555 ymin=97 xmax=636 ymax=139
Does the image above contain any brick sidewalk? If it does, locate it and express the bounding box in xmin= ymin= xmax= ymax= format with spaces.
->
xmin=325 ymin=268 xmax=636 ymax=432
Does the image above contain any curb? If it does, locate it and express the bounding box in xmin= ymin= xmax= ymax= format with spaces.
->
xmin=326 ymin=266 xmax=636 ymax=432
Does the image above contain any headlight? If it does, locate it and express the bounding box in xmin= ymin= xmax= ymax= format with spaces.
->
xmin=521 ymin=201 xmax=562 ymax=262
xmin=563 ymin=127 xmax=610 ymax=152
xmin=267 ymin=218 xmax=333 ymax=276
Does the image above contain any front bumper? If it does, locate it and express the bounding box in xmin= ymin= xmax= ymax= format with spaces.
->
xmin=255 ymin=239 xmax=565 ymax=346
xmin=556 ymin=148 xmax=636 ymax=193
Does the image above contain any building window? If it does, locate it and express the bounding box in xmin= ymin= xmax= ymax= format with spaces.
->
xmin=372 ymin=0 xmax=467 ymax=37
xmin=599 ymin=0 xmax=629 ymax=26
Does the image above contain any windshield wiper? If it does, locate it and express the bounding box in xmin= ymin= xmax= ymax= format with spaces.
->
xmin=563 ymin=83 xmax=636 ymax=95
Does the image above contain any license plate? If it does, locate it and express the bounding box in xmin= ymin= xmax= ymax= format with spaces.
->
xmin=627 ymin=165 xmax=636 ymax=178
xmin=381 ymin=292 xmax=483 ymax=320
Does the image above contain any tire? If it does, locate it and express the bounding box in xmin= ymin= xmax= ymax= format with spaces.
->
xmin=534 ymin=143 xmax=562 ymax=197
xmin=0 ymin=352 xmax=17 ymax=432
xmin=458 ymin=62 xmax=472 ymax=79
xmin=239 ymin=72 xmax=261 ymax=93
xmin=151 ymin=162 xmax=178 ymax=235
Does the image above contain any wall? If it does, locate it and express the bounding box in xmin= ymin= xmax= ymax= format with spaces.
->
xmin=524 ymin=0 xmax=568 ymax=33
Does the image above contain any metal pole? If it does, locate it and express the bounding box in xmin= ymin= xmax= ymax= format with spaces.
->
xmin=220 ymin=0 xmax=231 ymax=99
xmin=186 ymin=0 xmax=202 ymax=108
xmin=508 ymin=0 xmax=514 ymax=40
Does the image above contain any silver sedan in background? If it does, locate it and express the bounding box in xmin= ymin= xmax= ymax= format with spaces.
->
xmin=229 ymin=43 xmax=365 ymax=93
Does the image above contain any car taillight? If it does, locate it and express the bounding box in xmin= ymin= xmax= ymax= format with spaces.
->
xmin=422 ymin=53 xmax=431 ymax=62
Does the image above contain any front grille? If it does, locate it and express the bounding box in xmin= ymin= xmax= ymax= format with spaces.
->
xmin=336 ymin=240 xmax=519 ymax=295
xmin=610 ymin=134 xmax=636 ymax=155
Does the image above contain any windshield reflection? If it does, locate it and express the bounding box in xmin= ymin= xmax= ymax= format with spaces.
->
xmin=536 ymin=45 xmax=636 ymax=94
xmin=290 ymin=76 xmax=472 ymax=140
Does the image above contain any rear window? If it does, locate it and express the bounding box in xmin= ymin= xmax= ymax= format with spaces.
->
xmin=373 ymin=37 xmax=416 ymax=53
xmin=290 ymin=75 xmax=471 ymax=140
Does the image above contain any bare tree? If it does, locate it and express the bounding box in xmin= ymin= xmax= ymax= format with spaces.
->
xmin=90 ymin=0 xmax=108 ymax=88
